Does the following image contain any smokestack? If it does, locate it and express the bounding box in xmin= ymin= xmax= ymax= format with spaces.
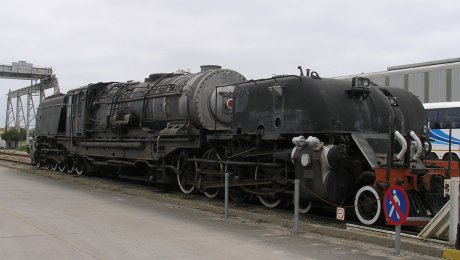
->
xmin=200 ymin=65 xmax=222 ymax=72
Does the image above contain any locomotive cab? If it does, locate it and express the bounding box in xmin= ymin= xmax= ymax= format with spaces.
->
xmin=35 ymin=93 xmax=67 ymax=137
xmin=66 ymin=87 xmax=88 ymax=137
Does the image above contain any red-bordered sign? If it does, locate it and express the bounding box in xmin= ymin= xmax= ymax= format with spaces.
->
xmin=226 ymin=98 xmax=233 ymax=109
xmin=383 ymin=186 xmax=410 ymax=225
xmin=336 ymin=207 xmax=345 ymax=221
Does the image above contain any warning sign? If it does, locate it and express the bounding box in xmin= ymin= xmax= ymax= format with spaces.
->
xmin=383 ymin=186 xmax=410 ymax=226
xmin=336 ymin=207 xmax=345 ymax=221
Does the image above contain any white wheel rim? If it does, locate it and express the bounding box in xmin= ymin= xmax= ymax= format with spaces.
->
xmin=59 ymin=164 xmax=66 ymax=172
xmin=201 ymin=150 xmax=221 ymax=199
xmin=51 ymin=162 xmax=58 ymax=171
xmin=299 ymin=200 xmax=312 ymax=214
xmin=67 ymin=165 xmax=75 ymax=173
xmin=255 ymin=166 xmax=282 ymax=208
xmin=354 ymin=186 xmax=381 ymax=225
xmin=36 ymin=161 xmax=41 ymax=168
xmin=204 ymin=189 xmax=220 ymax=199
xmin=177 ymin=174 xmax=195 ymax=194
xmin=75 ymin=166 xmax=83 ymax=175
xmin=258 ymin=196 xmax=282 ymax=208
xmin=176 ymin=153 xmax=195 ymax=194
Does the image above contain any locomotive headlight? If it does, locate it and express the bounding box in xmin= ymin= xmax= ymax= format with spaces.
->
xmin=352 ymin=77 xmax=371 ymax=89
xmin=388 ymin=97 xmax=398 ymax=106
xmin=360 ymin=78 xmax=370 ymax=87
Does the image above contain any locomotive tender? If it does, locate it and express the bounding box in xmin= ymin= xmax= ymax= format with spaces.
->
xmin=31 ymin=65 xmax=454 ymax=226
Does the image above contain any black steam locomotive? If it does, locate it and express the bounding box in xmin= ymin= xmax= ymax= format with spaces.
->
xmin=30 ymin=65 xmax=451 ymax=226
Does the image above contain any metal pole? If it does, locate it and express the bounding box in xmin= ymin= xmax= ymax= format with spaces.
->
xmin=457 ymin=177 xmax=460 ymax=249
xmin=450 ymin=177 xmax=459 ymax=244
xmin=386 ymin=115 xmax=393 ymax=181
xmin=292 ymin=179 xmax=299 ymax=234
xmin=15 ymin=96 xmax=22 ymax=148
xmin=448 ymin=122 xmax=452 ymax=178
xmin=224 ymin=172 xmax=229 ymax=219
xmin=449 ymin=121 xmax=459 ymax=245
xmin=214 ymin=86 xmax=217 ymax=133
xmin=15 ymin=96 xmax=21 ymax=131
xmin=26 ymin=83 xmax=31 ymax=145
xmin=5 ymin=93 xmax=10 ymax=131
xmin=395 ymin=225 xmax=401 ymax=255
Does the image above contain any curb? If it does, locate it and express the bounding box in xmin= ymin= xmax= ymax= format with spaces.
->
xmin=443 ymin=249 xmax=460 ymax=260
xmin=225 ymin=208 xmax=445 ymax=257
xmin=0 ymin=162 xmax=449 ymax=258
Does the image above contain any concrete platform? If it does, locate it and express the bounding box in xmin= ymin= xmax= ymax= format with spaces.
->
xmin=0 ymin=165 xmax=442 ymax=259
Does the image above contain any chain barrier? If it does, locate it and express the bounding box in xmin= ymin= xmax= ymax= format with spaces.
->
xmin=187 ymin=161 xmax=447 ymax=210
xmin=228 ymin=175 xmax=293 ymax=196
xmin=298 ymin=181 xmax=380 ymax=209
xmin=299 ymin=181 xmax=446 ymax=209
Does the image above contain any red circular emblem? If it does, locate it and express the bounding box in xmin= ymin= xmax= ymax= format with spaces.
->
xmin=226 ymin=98 xmax=233 ymax=109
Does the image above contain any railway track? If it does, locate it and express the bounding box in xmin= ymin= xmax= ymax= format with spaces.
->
xmin=0 ymin=149 xmax=30 ymax=164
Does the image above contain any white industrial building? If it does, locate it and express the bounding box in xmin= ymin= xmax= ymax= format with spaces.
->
xmin=337 ymin=58 xmax=460 ymax=103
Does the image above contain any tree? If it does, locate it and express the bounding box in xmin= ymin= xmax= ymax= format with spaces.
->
xmin=1 ymin=128 xmax=26 ymax=142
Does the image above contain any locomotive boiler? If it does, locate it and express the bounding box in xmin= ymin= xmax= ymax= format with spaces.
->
xmin=30 ymin=65 xmax=454 ymax=226
xmin=33 ymin=65 xmax=245 ymax=169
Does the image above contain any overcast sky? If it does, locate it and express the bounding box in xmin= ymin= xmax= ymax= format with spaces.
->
xmin=1 ymin=0 xmax=460 ymax=126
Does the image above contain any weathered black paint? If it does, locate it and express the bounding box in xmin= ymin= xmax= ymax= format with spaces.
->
xmin=232 ymin=76 xmax=426 ymax=138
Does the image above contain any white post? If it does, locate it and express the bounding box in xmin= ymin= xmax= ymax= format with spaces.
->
xmin=450 ymin=177 xmax=459 ymax=244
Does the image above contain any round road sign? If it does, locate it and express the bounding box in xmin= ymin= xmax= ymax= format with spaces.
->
xmin=383 ymin=186 xmax=410 ymax=225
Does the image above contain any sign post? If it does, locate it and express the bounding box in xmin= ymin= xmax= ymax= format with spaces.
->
xmin=383 ymin=186 xmax=410 ymax=256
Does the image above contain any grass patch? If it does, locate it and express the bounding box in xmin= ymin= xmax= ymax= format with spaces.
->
xmin=17 ymin=145 xmax=28 ymax=152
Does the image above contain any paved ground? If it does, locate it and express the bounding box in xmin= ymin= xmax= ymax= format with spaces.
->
xmin=0 ymin=166 xmax=440 ymax=260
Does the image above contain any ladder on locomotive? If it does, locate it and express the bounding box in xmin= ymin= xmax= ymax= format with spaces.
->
xmin=108 ymin=83 xmax=136 ymax=129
